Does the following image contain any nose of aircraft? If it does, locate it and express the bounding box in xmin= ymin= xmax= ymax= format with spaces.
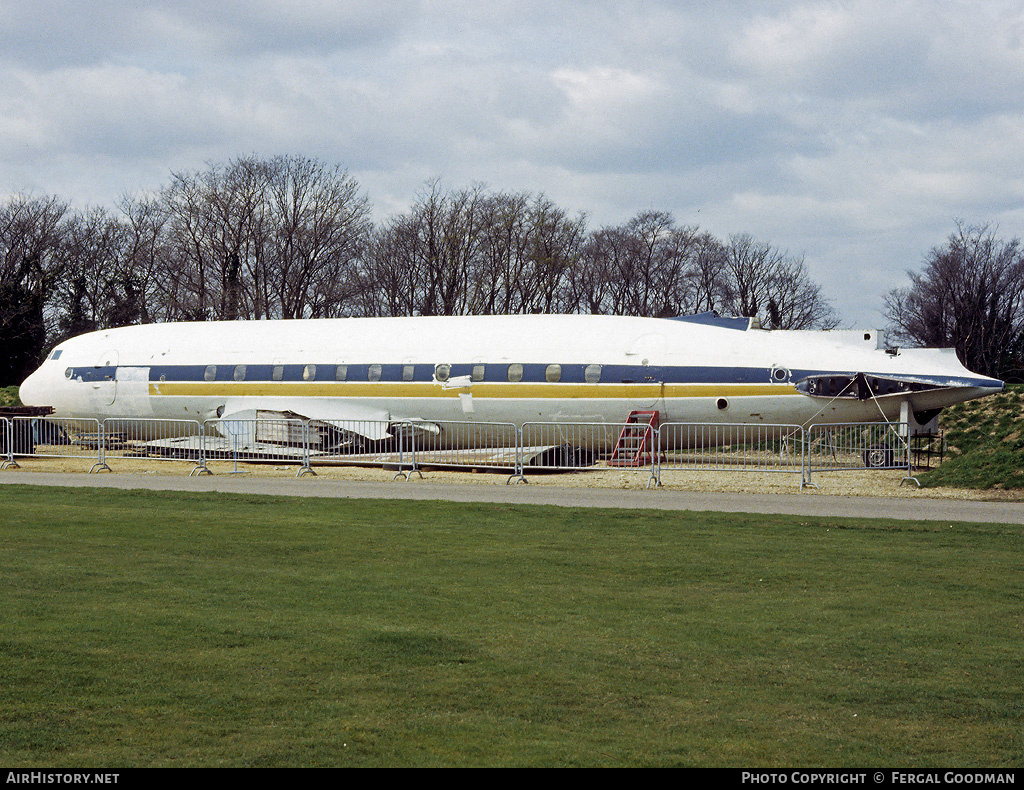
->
xmin=18 ymin=365 xmax=50 ymax=408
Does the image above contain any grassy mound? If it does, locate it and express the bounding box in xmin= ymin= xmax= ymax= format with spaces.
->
xmin=1 ymin=385 xmax=22 ymax=408
xmin=919 ymin=384 xmax=1024 ymax=489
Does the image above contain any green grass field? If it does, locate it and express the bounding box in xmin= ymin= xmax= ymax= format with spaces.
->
xmin=1 ymin=485 xmax=1021 ymax=767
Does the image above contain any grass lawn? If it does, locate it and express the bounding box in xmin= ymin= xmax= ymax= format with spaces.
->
xmin=1 ymin=485 xmax=1022 ymax=767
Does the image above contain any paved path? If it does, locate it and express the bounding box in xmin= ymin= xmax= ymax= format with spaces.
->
xmin=2 ymin=470 xmax=1022 ymax=524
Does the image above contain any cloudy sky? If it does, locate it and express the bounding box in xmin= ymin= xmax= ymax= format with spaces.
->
xmin=2 ymin=0 xmax=1023 ymax=327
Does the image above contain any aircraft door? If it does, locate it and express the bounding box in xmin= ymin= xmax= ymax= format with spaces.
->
xmin=627 ymin=334 xmax=668 ymax=415
xmin=91 ymin=349 xmax=118 ymax=407
xmin=639 ymin=364 xmax=668 ymax=417
xmin=115 ymin=366 xmax=154 ymax=417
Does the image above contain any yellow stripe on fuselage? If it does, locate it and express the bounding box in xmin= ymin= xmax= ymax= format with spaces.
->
xmin=150 ymin=382 xmax=797 ymax=399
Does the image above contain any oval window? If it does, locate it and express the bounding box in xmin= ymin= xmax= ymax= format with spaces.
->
xmin=335 ymin=365 xmax=348 ymax=381
xmin=507 ymin=363 xmax=523 ymax=383
xmin=233 ymin=365 xmax=246 ymax=382
xmin=368 ymin=364 xmax=382 ymax=382
xmin=545 ymin=364 xmax=561 ymax=383
xmin=403 ymin=365 xmax=415 ymax=382
xmin=204 ymin=365 xmax=216 ymax=382
xmin=771 ymin=367 xmax=789 ymax=382
xmin=303 ymin=364 xmax=316 ymax=381
xmin=584 ymin=364 xmax=602 ymax=384
xmin=435 ymin=364 xmax=450 ymax=382
xmin=272 ymin=365 xmax=284 ymax=381
xmin=717 ymin=398 xmax=729 ymax=410
xmin=472 ymin=364 xmax=485 ymax=382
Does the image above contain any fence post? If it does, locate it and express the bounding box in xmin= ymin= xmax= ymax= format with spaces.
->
xmin=90 ymin=419 xmax=112 ymax=473
xmin=898 ymin=421 xmax=921 ymax=488
xmin=506 ymin=426 xmax=527 ymax=484
xmin=297 ymin=420 xmax=316 ymax=477
xmin=387 ymin=424 xmax=411 ymax=479
xmin=0 ymin=418 xmax=18 ymax=470
xmin=189 ymin=420 xmax=212 ymax=476
xmin=800 ymin=425 xmax=817 ymax=490
xmin=647 ymin=425 xmax=661 ymax=489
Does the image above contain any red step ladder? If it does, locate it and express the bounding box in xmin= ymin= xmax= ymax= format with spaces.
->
xmin=608 ymin=410 xmax=660 ymax=467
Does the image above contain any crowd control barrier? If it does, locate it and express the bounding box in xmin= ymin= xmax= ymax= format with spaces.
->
xmin=2 ymin=415 xmax=925 ymax=490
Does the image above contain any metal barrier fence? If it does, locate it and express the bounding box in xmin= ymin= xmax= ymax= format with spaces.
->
xmin=204 ymin=418 xmax=315 ymax=476
xmin=1 ymin=417 xmax=12 ymax=470
xmin=520 ymin=421 xmax=654 ymax=484
xmin=9 ymin=416 xmax=107 ymax=472
xmin=656 ymin=422 xmax=806 ymax=487
xmin=101 ymin=418 xmax=208 ymax=475
xmin=804 ymin=421 xmax=918 ymax=488
xmin=1 ymin=415 xmax=925 ymax=489
xmin=389 ymin=420 xmax=522 ymax=479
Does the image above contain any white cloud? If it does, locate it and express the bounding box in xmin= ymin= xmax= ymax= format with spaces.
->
xmin=2 ymin=0 xmax=1023 ymax=327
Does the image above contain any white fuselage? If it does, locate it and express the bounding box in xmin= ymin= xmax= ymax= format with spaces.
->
xmin=18 ymin=314 xmax=1003 ymax=432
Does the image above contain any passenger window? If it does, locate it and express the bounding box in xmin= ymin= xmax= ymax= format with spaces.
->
xmin=507 ymin=363 xmax=523 ymax=383
xmin=584 ymin=364 xmax=602 ymax=384
xmin=335 ymin=365 xmax=348 ymax=381
xmin=65 ymin=367 xmax=73 ymax=379
xmin=368 ymin=364 xmax=382 ymax=382
xmin=403 ymin=365 xmax=415 ymax=382
xmin=272 ymin=365 xmax=284 ymax=381
xmin=303 ymin=364 xmax=316 ymax=381
xmin=233 ymin=365 xmax=246 ymax=382
xmin=472 ymin=364 xmax=485 ymax=382
xmin=545 ymin=364 xmax=561 ymax=383
xmin=435 ymin=364 xmax=450 ymax=382
xmin=204 ymin=365 xmax=216 ymax=382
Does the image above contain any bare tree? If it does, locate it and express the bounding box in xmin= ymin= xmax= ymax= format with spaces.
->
xmin=161 ymin=157 xmax=271 ymax=321
xmin=885 ymin=222 xmax=1024 ymax=379
xmin=468 ymin=191 xmax=531 ymax=314
xmin=681 ymin=232 xmax=729 ymax=314
xmin=357 ymin=182 xmax=489 ymax=316
xmin=720 ymin=234 xmax=838 ymax=329
xmin=0 ymin=194 xmax=69 ymax=384
xmin=263 ymin=155 xmax=371 ymax=318
xmin=51 ymin=206 xmax=130 ymax=339
xmin=158 ymin=155 xmax=370 ymax=321
xmin=508 ymin=195 xmax=586 ymax=314
xmin=570 ymin=212 xmax=705 ymax=317
xmin=117 ymin=194 xmax=170 ymax=326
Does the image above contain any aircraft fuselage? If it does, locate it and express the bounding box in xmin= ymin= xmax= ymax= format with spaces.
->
xmin=18 ymin=314 xmax=1004 ymax=433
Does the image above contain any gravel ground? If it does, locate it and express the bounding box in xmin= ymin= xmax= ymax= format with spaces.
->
xmin=4 ymin=454 xmax=1020 ymax=502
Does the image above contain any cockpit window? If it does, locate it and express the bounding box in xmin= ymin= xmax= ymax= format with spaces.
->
xmin=50 ymin=349 xmax=62 ymax=360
